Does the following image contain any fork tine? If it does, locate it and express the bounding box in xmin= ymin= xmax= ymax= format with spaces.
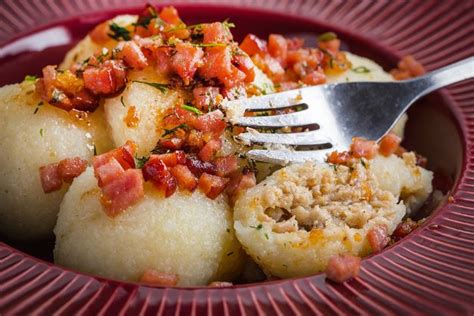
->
xmin=224 ymin=89 xmax=304 ymax=111
xmin=233 ymin=110 xmax=318 ymax=128
xmin=238 ymin=130 xmax=330 ymax=146
xmin=246 ymin=148 xmax=333 ymax=165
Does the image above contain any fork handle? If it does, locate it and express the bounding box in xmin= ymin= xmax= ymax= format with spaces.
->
xmin=407 ymin=56 xmax=474 ymax=97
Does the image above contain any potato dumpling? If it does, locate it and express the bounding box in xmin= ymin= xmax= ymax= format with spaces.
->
xmin=54 ymin=168 xmax=244 ymax=286
xmin=0 ymin=82 xmax=112 ymax=240
xmin=104 ymin=68 xmax=188 ymax=156
xmin=234 ymin=152 xmax=432 ymax=279
xmin=371 ymin=152 xmax=433 ymax=215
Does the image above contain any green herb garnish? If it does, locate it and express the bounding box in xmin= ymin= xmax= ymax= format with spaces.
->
xmin=135 ymin=155 xmax=150 ymax=169
xmin=250 ymin=224 xmax=263 ymax=230
xmin=264 ymin=233 xmax=269 ymax=240
xmin=351 ymin=66 xmax=371 ymax=74
xmin=93 ymin=144 xmax=97 ymax=156
xmin=39 ymin=128 xmax=44 ymax=137
xmin=226 ymin=251 xmax=234 ymax=256
xmin=181 ymin=104 xmax=202 ymax=115
xmin=317 ymin=32 xmax=337 ymax=42
xmin=33 ymin=101 xmax=43 ymax=114
xmin=24 ymin=75 xmax=37 ymax=82
xmin=132 ymin=80 xmax=168 ymax=93
xmin=108 ymin=23 xmax=131 ymax=41
xmin=192 ymin=42 xmax=227 ymax=48
xmin=133 ymin=6 xmax=158 ymax=29
xmin=120 ymin=96 xmax=126 ymax=107
xmin=162 ymin=123 xmax=189 ymax=137
xmin=361 ymin=159 xmax=367 ymax=168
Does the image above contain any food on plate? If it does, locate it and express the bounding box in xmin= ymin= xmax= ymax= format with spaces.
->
xmin=0 ymin=4 xmax=434 ymax=285
xmin=0 ymin=80 xmax=112 ymax=240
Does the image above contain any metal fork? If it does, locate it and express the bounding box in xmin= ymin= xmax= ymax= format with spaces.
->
xmin=223 ymin=57 xmax=474 ymax=165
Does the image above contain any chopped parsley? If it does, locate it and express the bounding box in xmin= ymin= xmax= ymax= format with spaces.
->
xmin=24 ymin=75 xmax=37 ymax=82
xmin=361 ymin=159 xmax=367 ymax=168
xmin=93 ymin=144 xmax=97 ymax=156
xmin=351 ymin=66 xmax=371 ymax=74
xmin=108 ymin=23 xmax=131 ymax=41
xmin=192 ymin=42 xmax=227 ymax=48
xmin=120 ymin=96 xmax=126 ymax=107
xmin=226 ymin=251 xmax=234 ymax=256
xmin=132 ymin=80 xmax=168 ymax=93
xmin=135 ymin=155 xmax=150 ymax=169
xmin=133 ymin=6 xmax=158 ymax=29
xmin=39 ymin=128 xmax=44 ymax=137
xmin=181 ymin=104 xmax=202 ymax=115
xmin=250 ymin=224 xmax=263 ymax=230
xmin=33 ymin=101 xmax=43 ymax=114
xmin=162 ymin=123 xmax=188 ymax=137
xmin=264 ymin=233 xmax=269 ymax=240
xmin=317 ymin=32 xmax=337 ymax=42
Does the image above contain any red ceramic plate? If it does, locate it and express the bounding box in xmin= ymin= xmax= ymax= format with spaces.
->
xmin=1 ymin=1 xmax=473 ymax=314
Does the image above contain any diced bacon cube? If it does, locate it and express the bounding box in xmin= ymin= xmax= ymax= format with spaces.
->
xmin=215 ymin=155 xmax=239 ymax=177
xmin=367 ymin=225 xmax=389 ymax=253
xmin=398 ymin=55 xmax=425 ymax=77
xmin=392 ymin=218 xmax=418 ymax=240
xmin=186 ymin=156 xmax=217 ymax=177
xmin=192 ymin=110 xmax=226 ymax=135
xmin=89 ymin=21 xmax=111 ymax=44
xmin=39 ymin=163 xmax=62 ymax=193
xmin=140 ymin=269 xmax=179 ymax=286
xmin=350 ymin=138 xmax=378 ymax=160
xmin=198 ymin=139 xmax=222 ymax=162
xmin=239 ymin=34 xmax=267 ymax=56
xmin=202 ymin=22 xmax=233 ymax=44
xmin=325 ymin=254 xmax=361 ymax=283
xmin=159 ymin=138 xmax=184 ymax=150
xmin=142 ymin=156 xmax=177 ymax=197
xmin=301 ymin=70 xmax=326 ymax=85
xmin=94 ymin=158 xmax=125 ymax=187
xmin=379 ymin=133 xmax=401 ymax=157
xmin=153 ymin=151 xmax=186 ymax=167
xmin=226 ymin=171 xmax=256 ymax=204
xmin=57 ymin=157 xmax=88 ymax=183
xmin=233 ymin=54 xmax=255 ymax=83
xmin=198 ymin=173 xmax=229 ymax=199
xmin=83 ymin=60 xmax=127 ymax=96
xmin=159 ymin=6 xmax=182 ymax=25
xmin=101 ymin=169 xmax=144 ymax=217
xmin=286 ymin=37 xmax=305 ymax=51
xmin=268 ymin=34 xmax=288 ymax=67
xmin=119 ymin=41 xmax=148 ymax=70
xmin=153 ymin=47 xmax=174 ymax=75
xmin=199 ymin=46 xmax=246 ymax=88
xmin=92 ymin=141 xmax=136 ymax=171
xmin=327 ymin=151 xmax=351 ymax=165
xmin=193 ymin=87 xmax=221 ymax=110
xmin=171 ymin=43 xmax=204 ymax=85
xmin=170 ymin=164 xmax=198 ymax=191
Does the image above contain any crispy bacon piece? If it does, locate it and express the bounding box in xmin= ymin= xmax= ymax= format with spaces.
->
xmin=89 ymin=21 xmax=111 ymax=44
xmin=142 ymin=156 xmax=177 ymax=197
xmin=101 ymin=169 xmax=144 ymax=217
xmin=83 ymin=60 xmax=127 ymax=96
xmin=367 ymin=225 xmax=389 ymax=253
xmin=118 ymin=41 xmax=149 ymax=70
xmin=392 ymin=218 xmax=418 ymax=240
xmin=226 ymin=171 xmax=256 ymax=204
xmin=379 ymin=133 xmax=401 ymax=157
xmin=193 ymin=87 xmax=221 ymax=110
xmin=199 ymin=46 xmax=246 ymax=88
xmin=251 ymin=53 xmax=285 ymax=82
xmin=268 ymin=34 xmax=288 ymax=67
xmin=153 ymin=46 xmax=174 ymax=75
xmin=92 ymin=140 xmax=136 ymax=171
xmin=94 ymin=158 xmax=125 ymax=187
xmin=202 ymin=22 xmax=233 ymax=44
xmin=318 ymin=38 xmax=341 ymax=54
xmin=170 ymin=164 xmax=198 ymax=191
xmin=198 ymin=173 xmax=229 ymax=199
xmin=140 ymin=269 xmax=179 ymax=286
xmin=327 ymin=150 xmax=351 ymax=165
xmin=159 ymin=6 xmax=182 ymax=25
xmin=186 ymin=156 xmax=217 ymax=176
xmin=171 ymin=43 xmax=204 ymax=85
xmin=233 ymin=54 xmax=256 ymax=83
xmin=198 ymin=139 xmax=222 ymax=162
xmin=57 ymin=157 xmax=88 ymax=183
xmin=325 ymin=254 xmax=361 ymax=283
xmin=160 ymin=6 xmax=190 ymax=39
xmin=192 ymin=110 xmax=226 ymax=135
xmin=350 ymin=138 xmax=378 ymax=160
xmin=215 ymin=155 xmax=239 ymax=177
xmin=286 ymin=37 xmax=305 ymax=51
xmin=159 ymin=138 xmax=184 ymax=151
xmin=239 ymin=34 xmax=267 ymax=56
xmin=39 ymin=163 xmax=62 ymax=193
xmin=153 ymin=151 xmax=186 ymax=167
